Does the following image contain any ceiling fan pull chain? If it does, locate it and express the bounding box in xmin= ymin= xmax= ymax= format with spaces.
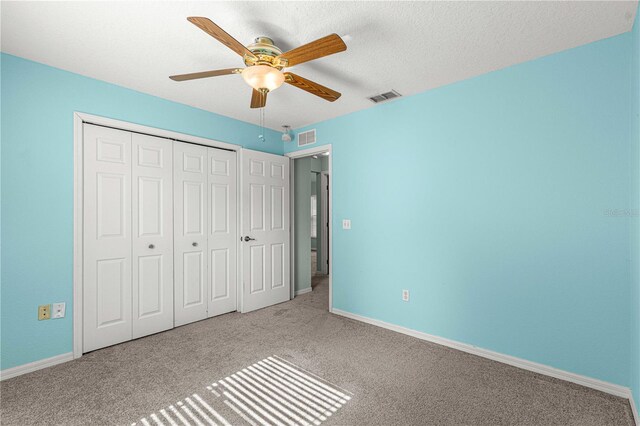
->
xmin=258 ymin=98 xmax=266 ymax=143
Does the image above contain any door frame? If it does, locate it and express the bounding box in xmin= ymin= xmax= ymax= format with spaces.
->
xmin=73 ymin=112 xmax=242 ymax=359
xmin=285 ymin=145 xmax=333 ymax=312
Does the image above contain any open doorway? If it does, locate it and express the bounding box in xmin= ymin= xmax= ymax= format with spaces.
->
xmin=287 ymin=146 xmax=332 ymax=311
xmin=311 ymin=158 xmax=329 ymax=289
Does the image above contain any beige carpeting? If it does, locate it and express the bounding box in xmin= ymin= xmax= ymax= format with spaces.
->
xmin=1 ymin=277 xmax=635 ymax=425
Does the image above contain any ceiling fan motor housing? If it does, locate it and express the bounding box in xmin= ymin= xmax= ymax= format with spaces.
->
xmin=244 ymin=37 xmax=287 ymax=69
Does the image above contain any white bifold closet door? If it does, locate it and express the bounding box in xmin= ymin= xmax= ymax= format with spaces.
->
xmin=241 ymin=149 xmax=290 ymax=312
xmin=83 ymin=125 xmax=174 ymax=352
xmin=131 ymin=133 xmax=174 ymax=339
xmin=83 ymin=125 xmax=133 ymax=352
xmin=174 ymin=143 xmax=237 ymax=326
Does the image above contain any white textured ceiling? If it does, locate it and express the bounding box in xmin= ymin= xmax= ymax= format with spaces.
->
xmin=1 ymin=1 xmax=637 ymax=130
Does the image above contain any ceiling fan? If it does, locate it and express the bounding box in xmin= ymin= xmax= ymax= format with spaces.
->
xmin=170 ymin=17 xmax=347 ymax=108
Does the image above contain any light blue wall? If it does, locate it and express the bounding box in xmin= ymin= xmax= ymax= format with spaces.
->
xmin=630 ymin=8 xmax=640 ymax=414
xmin=286 ymin=31 xmax=636 ymax=388
xmin=0 ymin=53 xmax=282 ymax=370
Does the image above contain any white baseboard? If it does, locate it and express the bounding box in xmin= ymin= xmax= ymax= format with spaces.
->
xmin=0 ymin=352 xmax=74 ymax=381
xmin=332 ymin=308 xmax=637 ymax=424
xmin=295 ymin=287 xmax=312 ymax=296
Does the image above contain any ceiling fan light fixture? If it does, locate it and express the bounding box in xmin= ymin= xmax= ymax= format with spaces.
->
xmin=242 ymin=65 xmax=284 ymax=92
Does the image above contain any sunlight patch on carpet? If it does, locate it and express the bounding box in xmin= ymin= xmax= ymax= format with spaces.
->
xmin=131 ymin=355 xmax=352 ymax=426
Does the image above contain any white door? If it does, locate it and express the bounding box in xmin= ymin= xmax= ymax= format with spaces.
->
xmin=208 ymin=148 xmax=238 ymax=317
xmin=320 ymin=172 xmax=329 ymax=275
xmin=241 ymin=149 xmax=290 ymax=312
xmin=132 ymin=133 xmax=174 ymax=338
xmin=174 ymin=142 xmax=208 ymax=326
xmin=83 ymin=124 xmax=133 ymax=352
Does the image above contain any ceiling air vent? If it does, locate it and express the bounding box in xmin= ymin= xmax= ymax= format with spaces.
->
xmin=298 ymin=129 xmax=317 ymax=147
xmin=368 ymin=90 xmax=402 ymax=104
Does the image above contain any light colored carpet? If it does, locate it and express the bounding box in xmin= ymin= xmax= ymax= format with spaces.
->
xmin=0 ymin=278 xmax=634 ymax=425
xmin=127 ymin=354 xmax=352 ymax=426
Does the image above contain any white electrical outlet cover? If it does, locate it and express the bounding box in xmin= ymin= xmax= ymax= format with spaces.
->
xmin=342 ymin=219 xmax=351 ymax=229
xmin=52 ymin=302 xmax=66 ymax=319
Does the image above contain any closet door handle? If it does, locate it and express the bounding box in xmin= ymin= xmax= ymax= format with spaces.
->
xmin=243 ymin=236 xmax=256 ymax=242
xmin=192 ymin=242 xmax=198 ymax=247
xmin=148 ymin=244 xmax=155 ymax=249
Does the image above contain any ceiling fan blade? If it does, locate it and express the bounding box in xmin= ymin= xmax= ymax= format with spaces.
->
xmin=277 ymin=34 xmax=346 ymax=67
xmin=284 ymin=72 xmax=341 ymax=102
xmin=187 ymin=17 xmax=256 ymax=59
xmin=169 ymin=68 xmax=242 ymax=81
xmin=251 ymin=89 xmax=267 ymax=108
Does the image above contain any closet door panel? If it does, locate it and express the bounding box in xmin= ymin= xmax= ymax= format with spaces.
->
xmin=83 ymin=124 xmax=133 ymax=352
xmin=174 ymin=143 xmax=208 ymax=326
xmin=132 ymin=133 xmax=174 ymax=339
xmin=183 ymin=251 xmax=205 ymax=305
xmin=208 ymin=149 xmax=237 ymax=317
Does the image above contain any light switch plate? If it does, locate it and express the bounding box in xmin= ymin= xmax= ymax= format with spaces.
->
xmin=52 ymin=302 xmax=66 ymax=319
xmin=342 ymin=219 xmax=351 ymax=229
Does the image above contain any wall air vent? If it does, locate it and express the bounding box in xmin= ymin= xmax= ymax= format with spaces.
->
xmin=298 ymin=129 xmax=317 ymax=147
xmin=368 ymin=90 xmax=402 ymax=104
